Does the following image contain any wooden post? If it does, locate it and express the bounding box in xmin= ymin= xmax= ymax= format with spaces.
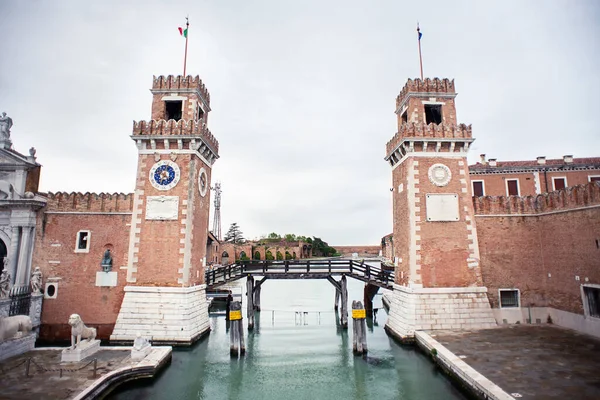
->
xmin=247 ymin=276 xmax=255 ymax=330
xmin=363 ymin=283 xmax=380 ymax=319
xmin=340 ymin=275 xmax=348 ymax=329
xmin=229 ymin=301 xmax=244 ymax=357
xmin=352 ymin=300 xmax=368 ymax=355
xmin=254 ymin=283 xmax=261 ymax=311
xmin=334 ymin=286 xmax=340 ymax=310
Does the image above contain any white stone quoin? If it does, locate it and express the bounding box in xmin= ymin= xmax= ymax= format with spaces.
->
xmin=386 ymin=284 xmax=497 ymax=340
xmin=110 ymin=284 xmax=210 ymax=344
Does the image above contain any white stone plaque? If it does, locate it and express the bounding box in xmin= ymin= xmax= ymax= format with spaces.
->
xmin=146 ymin=196 xmax=179 ymax=220
xmin=96 ymin=271 xmax=118 ymax=287
xmin=425 ymin=193 xmax=459 ymax=222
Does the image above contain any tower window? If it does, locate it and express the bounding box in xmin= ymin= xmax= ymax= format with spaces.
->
xmin=424 ymin=104 xmax=442 ymax=125
xmin=401 ymin=111 xmax=408 ymax=124
xmin=196 ymin=106 xmax=204 ymax=121
xmin=165 ymin=101 xmax=182 ymax=121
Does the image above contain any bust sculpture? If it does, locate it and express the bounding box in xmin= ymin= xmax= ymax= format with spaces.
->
xmin=101 ymin=249 xmax=112 ymax=272
xmin=0 ymin=270 xmax=11 ymax=299
xmin=30 ymin=267 xmax=42 ymax=294
xmin=0 ymin=112 xmax=13 ymax=140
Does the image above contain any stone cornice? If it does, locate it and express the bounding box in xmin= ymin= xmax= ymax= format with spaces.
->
xmin=469 ymin=164 xmax=600 ymax=175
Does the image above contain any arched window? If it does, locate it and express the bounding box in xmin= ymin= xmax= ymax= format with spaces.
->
xmin=222 ymin=251 xmax=230 ymax=265
xmin=292 ymin=252 xmax=297 ymax=259
xmin=276 ymin=251 xmax=283 ymax=261
xmin=239 ymin=251 xmax=247 ymax=260
xmin=285 ymin=251 xmax=292 ymax=260
xmin=254 ymin=251 xmax=261 ymax=260
xmin=222 ymin=251 xmax=229 ymax=258
xmin=265 ymin=250 xmax=274 ymax=260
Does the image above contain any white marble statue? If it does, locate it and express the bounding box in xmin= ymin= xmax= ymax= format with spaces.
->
xmin=0 ymin=112 xmax=12 ymax=140
xmin=30 ymin=267 xmax=42 ymax=294
xmin=0 ymin=269 xmax=11 ymax=299
xmin=68 ymin=313 xmax=97 ymax=350
xmin=133 ymin=333 xmax=150 ymax=351
xmin=0 ymin=315 xmax=32 ymax=342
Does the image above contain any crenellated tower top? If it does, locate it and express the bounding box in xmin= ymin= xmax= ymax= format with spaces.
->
xmin=395 ymin=78 xmax=457 ymax=130
xmin=150 ymin=75 xmax=211 ymax=123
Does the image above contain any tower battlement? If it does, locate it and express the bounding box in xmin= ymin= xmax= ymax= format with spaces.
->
xmin=396 ymin=78 xmax=455 ymax=107
xmin=386 ymin=122 xmax=472 ymax=158
xmin=45 ymin=192 xmax=134 ymax=212
xmin=152 ymin=75 xmax=210 ymax=105
xmin=132 ymin=119 xmax=219 ymax=155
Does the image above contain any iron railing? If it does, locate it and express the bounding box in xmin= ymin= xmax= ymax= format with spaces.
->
xmin=9 ymin=285 xmax=32 ymax=317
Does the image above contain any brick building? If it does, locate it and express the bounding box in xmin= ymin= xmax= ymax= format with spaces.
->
xmin=31 ymin=74 xmax=219 ymax=344
xmin=383 ymin=78 xmax=600 ymax=340
xmin=469 ymin=155 xmax=600 ymax=196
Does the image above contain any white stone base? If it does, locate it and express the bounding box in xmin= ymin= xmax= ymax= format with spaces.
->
xmin=61 ymin=339 xmax=101 ymax=362
xmin=110 ymin=285 xmax=210 ymax=344
xmin=0 ymin=332 xmax=36 ymax=362
xmin=385 ymin=284 xmax=497 ymax=341
xmin=131 ymin=345 xmax=152 ymax=361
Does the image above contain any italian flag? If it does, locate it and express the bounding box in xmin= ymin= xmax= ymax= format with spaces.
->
xmin=178 ymin=26 xmax=188 ymax=38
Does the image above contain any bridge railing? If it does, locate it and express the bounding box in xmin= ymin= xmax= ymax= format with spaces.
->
xmin=205 ymin=259 xmax=394 ymax=288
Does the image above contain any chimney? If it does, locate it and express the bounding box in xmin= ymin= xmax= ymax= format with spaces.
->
xmin=480 ymin=154 xmax=486 ymax=164
xmin=536 ymin=156 xmax=546 ymax=165
xmin=488 ymin=158 xmax=497 ymax=167
xmin=563 ymin=155 xmax=573 ymax=164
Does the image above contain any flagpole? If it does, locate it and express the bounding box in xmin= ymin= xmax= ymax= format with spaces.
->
xmin=417 ymin=23 xmax=423 ymax=80
xmin=183 ymin=16 xmax=189 ymax=76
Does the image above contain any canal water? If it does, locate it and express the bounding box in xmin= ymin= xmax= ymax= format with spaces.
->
xmin=109 ymin=278 xmax=467 ymax=400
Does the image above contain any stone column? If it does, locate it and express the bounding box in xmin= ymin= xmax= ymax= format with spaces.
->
xmin=8 ymin=226 xmax=20 ymax=285
xmin=15 ymin=226 xmax=32 ymax=286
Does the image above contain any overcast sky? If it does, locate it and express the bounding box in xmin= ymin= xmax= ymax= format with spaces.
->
xmin=1 ymin=1 xmax=598 ymax=245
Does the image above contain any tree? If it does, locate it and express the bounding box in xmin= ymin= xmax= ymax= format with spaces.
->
xmin=224 ymin=223 xmax=245 ymax=244
xmin=284 ymin=233 xmax=297 ymax=242
xmin=267 ymin=232 xmax=281 ymax=240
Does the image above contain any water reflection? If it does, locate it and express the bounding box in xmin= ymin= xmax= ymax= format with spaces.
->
xmin=109 ymin=279 xmax=467 ymax=400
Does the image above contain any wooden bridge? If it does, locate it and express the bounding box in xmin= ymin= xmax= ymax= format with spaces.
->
xmin=205 ymin=259 xmax=394 ymax=330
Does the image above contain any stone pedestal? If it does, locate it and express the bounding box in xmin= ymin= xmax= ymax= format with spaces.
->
xmin=131 ymin=345 xmax=152 ymax=361
xmin=385 ymin=284 xmax=497 ymax=342
xmin=61 ymin=339 xmax=100 ymax=362
xmin=110 ymin=284 xmax=210 ymax=345
xmin=0 ymin=332 xmax=36 ymax=361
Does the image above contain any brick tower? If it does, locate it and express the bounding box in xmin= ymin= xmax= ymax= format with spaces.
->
xmin=384 ymin=78 xmax=495 ymax=341
xmin=111 ymin=75 xmax=219 ymax=344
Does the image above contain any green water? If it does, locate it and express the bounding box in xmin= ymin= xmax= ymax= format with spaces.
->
xmin=109 ymin=279 xmax=467 ymax=400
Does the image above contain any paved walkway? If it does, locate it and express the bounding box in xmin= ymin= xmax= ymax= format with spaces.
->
xmin=431 ymin=325 xmax=600 ymax=399
xmin=0 ymin=347 xmax=170 ymax=400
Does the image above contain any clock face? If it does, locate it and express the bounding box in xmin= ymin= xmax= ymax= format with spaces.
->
xmin=149 ymin=160 xmax=181 ymax=191
xmin=198 ymin=167 xmax=208 ymax=197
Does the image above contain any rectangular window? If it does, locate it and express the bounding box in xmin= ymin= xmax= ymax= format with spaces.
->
xmin=165 ymin=100 xmax=182 ymax=121
xmin=401 ymin=111 xmax=408 ymax=124
xmin=499 ymin=289 xmax=520 ymax=308
xmin=589 ymin=176 xmax=600 ymax=183
xmin=424 ymin=104 xmax=442 ymax=125
xmin=75 ymin=230 xmax=91 ymax=253
xmin=506 ymin=179 xmax=519 ymax=196
xmin=472 ymin=181 xmax=485 ymax=197
xmin=552 ymin=177 xmax=566 ymax=191
xmin=582 ymin=285 xmax=600 ymax=318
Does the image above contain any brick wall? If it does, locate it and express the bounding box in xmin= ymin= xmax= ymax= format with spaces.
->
xmin=333 ymin=246 xmax=380 ymax=257
xmin=33 ymin=199 xmax=131 ymax=341
xmin=475 ymin=182 xmax=600 ymax=315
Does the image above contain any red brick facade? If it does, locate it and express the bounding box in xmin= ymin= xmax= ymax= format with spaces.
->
xmin=469 ymin=156 xmax=600 ymax=196
xmin=475 ymin=182 xmax=600 ymax=314
xmin=34 ymin=192 xmax=133 ymax=341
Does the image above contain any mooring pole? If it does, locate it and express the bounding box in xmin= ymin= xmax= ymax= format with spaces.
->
xmin=229 ymin=301 xmax=244 ymax=357
xmin=363 ymin=283 xmax=379 ymax=319
xmin=352 ymin=300 xmax=368 ymax=355
xmin=254 ymin=282 xmax=261 ymax=311
xmin=247 ymin=276 xmax=255 ymax=330
xmin=340 ymin=275 xmax=348 ymax=329
xmin=334 ymin=285 xmax=340 ymax=310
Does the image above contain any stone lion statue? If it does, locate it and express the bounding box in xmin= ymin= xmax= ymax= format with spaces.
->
xmin=0 ymin=315 xmax=33 ymax=342
xmin=68 ymin=313 xmax=96 ymax=350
